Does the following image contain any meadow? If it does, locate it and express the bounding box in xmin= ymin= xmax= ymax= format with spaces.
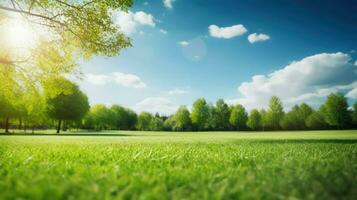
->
xmin=0 ymin=130 xmax=356 ymax=200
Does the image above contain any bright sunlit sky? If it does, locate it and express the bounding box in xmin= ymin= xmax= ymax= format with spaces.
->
xmin=78 ymin=0 xmax=357 ymax=115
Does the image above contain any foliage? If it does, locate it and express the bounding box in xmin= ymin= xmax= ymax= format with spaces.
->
xmin=320 ymin=93 xmax=352 ymax=129
xmin=86 ymin=104 xmax=112 ymax=130
xmin=190 ymin=98 xmax=210 ymax=131
xmin=0 ymin=0 xmax=132 ymax=60
xmin=44 ymin=77 xmax=89 ymax=133
xmin=352 ymin=103 xmax=357 ymax=128
xmin=259 ymin=109 xmax=268 ymax=131
xmin=0 ymin=64 xmax=23 ymax=119
xmin=23 ymin=89 xmax=47 ymax=129
xmin=247 ymin=109 xmax=261 ymax=130
xmin=149 ymin=117 xmax=164 ymax=131
xmin=210 ymin=99 xmax=230 ymax=130
xmin=0 ymin=1 xmax=133 ymax=129
xmin=299 ymin=103 xmax=314 ymax=121
xmin=110 ymin=105 xmax=137 ymax=130
xmin=171 ymin=106 xmax=192 ymax=131
xmin=136 ymin=112 xmax=153 ymax=131
xmin=266 ymin=96 xmax=284 ymax=130
xmin=1 ymin=93 xmax=356 ymax=133
xmin=163 ymin=117 xmax=175 ymax=131
xmin=306 ymin=111 xmax=329 ymax=130
xmin=229 ymin=104 xmax=248 ymax=130
xmin=280 ymin=104 xmax=313 ymax=130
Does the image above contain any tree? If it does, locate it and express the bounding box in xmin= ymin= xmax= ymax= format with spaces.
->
xmin=126 ymin=109 xmax=138 ymax=130
xmin=191 ymin=98 xmax=210 ymax=130
xmin=352 ymin=103 xmax=357 ymax=128
xmin=0 ymin=1 xmax=133 ymax=122
xmin=280 ymin=105 xmax=299 ymax=130
xmin=172 ymin=106 xmax=192 ymax=131
xmin=299 ymin=103 xmax=313 ymax=120
xmin=163 ymin=117 xmax=175 ymax=131
xmin=321 ymin=93 xmax=352 ymax=129
xmin=109 ymin=105 xmax=137 ymax=130
xmin=44 ymin=77 xmax=89 ymax=133
xmin=0 ymin=95 xmax=17 ymax=133
xmin=280 ymin=103 xmax=313 ymax=130
xmin=306 ymin=111 xmax=329 ymax=130
xmin=259 ymin=109 xmax=268 ymax=131
xmin=88 ymin=104 xmax=112 ymax=131
xmin=82 ymin=110 xmax=95 ymax=130
xmin=0 ymin=0 xmax=132 ymax=65
xmin=266 ymin=96 xmax=284 ymax=130
xmin=247 ymin=109 xmax=261 ymax=130
xmin=0 ymin=63 xmax=23 ymax=133
xmin=136 ymin=112 xmax=153 ymax=131
xmin=150 ymin=117 xmax=164 ymax=131
xmin=229 ymin=104 xmax=248 ymax=130
xmin=23 ymin=90 xmax=47 ymax=133
xmin=211 ymin=99 xmax=230 ymax=130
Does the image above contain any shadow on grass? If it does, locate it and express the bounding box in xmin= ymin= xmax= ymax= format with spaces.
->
xmin=0 ymin=133 xmax=142 ymax=137
xmin=249 ymin=139 xmax=357 ymax=144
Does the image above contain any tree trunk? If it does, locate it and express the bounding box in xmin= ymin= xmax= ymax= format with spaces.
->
xmin=56 ymin=120 xmax=62 ymax=134
xmin=5 ymin=118 xmax=9 ymax=133
xmin=32 ymin=126 xmax=35 ymax=134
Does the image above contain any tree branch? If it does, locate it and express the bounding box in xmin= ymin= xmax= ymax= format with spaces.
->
xmin=54 ymin=0 xmax=79 ymax=10
xmin=0 ymin=5 xmax=65 ymax=26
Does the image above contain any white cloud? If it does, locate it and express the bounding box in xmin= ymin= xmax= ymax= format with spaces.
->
xmin=178 ymin=40 xmax=189 ymax=46
xmin=354 ymin=60 xmax=357 ymax=66
xmin=284 ymin=81 xmax=357 ymax=104
xmin=85 ymin=72 xmax=147 ymax=89
xmin=85 ymin=74 xmax=110 ymax=86
xmin=159 ymin=29 xmax=168 ymax=34
xmin=163 ymin=0 xmax=175 ymax=9
xmin=112 ymin=72 xmax=147 ymax=89
xmin=346 ymin=86 xmax=357 ymax=99
xmin=248 ymin=33 xmax=270 ymax=43
xmin=228 ymin=52 xmax=357 ymax=110
xmin=208 ymin=24 xmax=247 ymax=39
xmin=133 ymin=11 xmax=155 ymax=27
xmin=168 ymin=88 xmax=190 ymax=95
xmin=114 ymin=11 xmax=155 ymax=35
xmin=134 ymin=97 xmax=178 ymax=115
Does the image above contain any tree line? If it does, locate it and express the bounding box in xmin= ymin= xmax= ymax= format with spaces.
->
xmin=1 ymin=77 xmax=357 ymax=133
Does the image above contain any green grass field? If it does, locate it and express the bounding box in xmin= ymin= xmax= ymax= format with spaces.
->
xmin=1 ymin=130 xmax=357 ymax=200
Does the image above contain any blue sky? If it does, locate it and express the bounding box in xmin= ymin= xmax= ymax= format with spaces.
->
xmin=78 ymin=0 xmax=357 ymax=115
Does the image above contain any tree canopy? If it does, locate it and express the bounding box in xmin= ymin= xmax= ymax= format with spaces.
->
xmin=247 ymin=109 xmax=261 ymax=131
xmin=0 ymin=0 xmax=132 ymax=61
xmin=266 ymin=96 xmax=284 ymax=130
xmin=229 ymin=104 xmax=248 ymax=130
xmin=44 ymin=77 xmax=89 ymax=133
xmin=191 ymin=98 xmax=210 ymax=131
xmin=136 ymin=112 xmax=153 ymax=131
xmin=211 ymin=99 xmax=230 ymax=130
xmin=321 ymin=93 xmax=352 ymax=129
xmin=171 ymin=106 xmax=192 ymax=131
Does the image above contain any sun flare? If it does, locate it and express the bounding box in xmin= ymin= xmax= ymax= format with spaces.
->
xmin=1 ymin=17 xmax=38 ymax=50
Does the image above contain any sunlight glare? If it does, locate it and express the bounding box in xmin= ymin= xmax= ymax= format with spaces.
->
xmin=1 ymin=17 xmax=37 ymax=50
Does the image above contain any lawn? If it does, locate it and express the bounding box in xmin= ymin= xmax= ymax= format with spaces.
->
xmin=0 ymin=130 xmax=356 ymax=200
